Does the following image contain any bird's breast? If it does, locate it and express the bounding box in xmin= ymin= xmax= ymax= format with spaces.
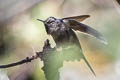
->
xmin=51 ymin=29 xmax=80 ymax=48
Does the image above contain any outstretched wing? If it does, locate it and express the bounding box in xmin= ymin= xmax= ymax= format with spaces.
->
xmin=62 ymin=15 xmax=90 ymax=22
xmin=64 ymin=19 xmax=107 ymax=44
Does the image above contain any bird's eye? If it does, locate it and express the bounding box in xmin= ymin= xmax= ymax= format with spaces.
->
xmin=47 ymin=21 xmax=51 ymax=24
xmin=47 ymin=21 xmax=54 ymax=24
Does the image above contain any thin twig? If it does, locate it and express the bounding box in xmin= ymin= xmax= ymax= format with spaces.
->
xmin=0 ymin=53 xmax=38 ymax=68
xmin=0 ymin=39 xmax=51 ymax=69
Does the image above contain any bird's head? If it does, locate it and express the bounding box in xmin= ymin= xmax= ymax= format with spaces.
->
xmin=37 ymin=17 xmax=64 ymax=34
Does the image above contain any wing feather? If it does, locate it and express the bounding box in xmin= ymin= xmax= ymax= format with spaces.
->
xmin=65 ymin=19 xmax=107 ymax=44
xmin=62 ymin=15 xmax=90 ymax=22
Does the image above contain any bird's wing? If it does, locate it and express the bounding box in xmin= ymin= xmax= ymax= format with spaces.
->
xmin=62 ymin=15 xmax=90 ymax=22
xmin=69 ymin=29 xmax=96 ymax=76
xmin=64 ymin=19 xmax=107 ymax=44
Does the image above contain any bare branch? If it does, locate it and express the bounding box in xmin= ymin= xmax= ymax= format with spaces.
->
xmin=0 ymin=56 xmax=37 ymax=68
xmin=0 ymin=39 xmax=51 ymax=68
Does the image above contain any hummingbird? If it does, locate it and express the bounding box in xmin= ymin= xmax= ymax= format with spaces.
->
xmin=37 ymin=15 xmax=107 ymax=80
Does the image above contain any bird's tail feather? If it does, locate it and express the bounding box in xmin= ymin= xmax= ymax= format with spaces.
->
xmin=82 ymin=55 xmax=96 ymax=76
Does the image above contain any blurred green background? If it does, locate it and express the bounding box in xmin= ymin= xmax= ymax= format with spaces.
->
xmin=0 ymin=0 xmax=120 ymax=80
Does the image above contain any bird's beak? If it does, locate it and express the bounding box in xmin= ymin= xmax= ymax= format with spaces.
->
xmin=37 ymin=19 xmax=45 ymax=23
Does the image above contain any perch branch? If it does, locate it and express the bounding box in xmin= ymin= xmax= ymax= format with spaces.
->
xmin=0 ymin=39 xmax=51 ymax=68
